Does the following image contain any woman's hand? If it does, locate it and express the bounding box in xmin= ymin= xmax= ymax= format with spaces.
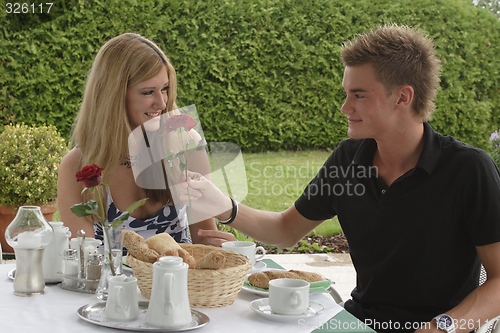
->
xmin=197 ymin=229 xmax=236 ymax=247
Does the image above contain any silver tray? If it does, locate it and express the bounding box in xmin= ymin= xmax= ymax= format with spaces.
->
xmin=59 ymin=282 xmax=96 ymax=294
xmin=77 ymin=301 xmax=209 ymax=332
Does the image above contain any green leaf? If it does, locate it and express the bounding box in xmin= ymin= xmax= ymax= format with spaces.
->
xmin=109 ymin=198 xmax=148 ymax=228
xmin=70 ymin=200 xmax=98 ymax=217
xmin=186 ymin=138 xmax=197 ymax=150
xmin=124 ymin=198 xmax=148 ymax=214
xmin=110 ymin=212 xmax=130 ymax=228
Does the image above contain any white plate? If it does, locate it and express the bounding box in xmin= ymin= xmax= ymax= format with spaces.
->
xmin=249 ymin=261 xmax=267 ymax=273
xmin=241 ymin=274 xmax=332 ymax=297
xmin=7 ymin=269 xmax=62 ymax=284
xmin=250 ymin=298 xmax=325 ymax=322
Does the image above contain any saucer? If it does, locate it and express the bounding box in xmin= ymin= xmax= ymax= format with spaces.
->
xmin=250 ymin=261 xmax=267 ymax=272
xmin=249 ymin=298 xmax=325 ymax=322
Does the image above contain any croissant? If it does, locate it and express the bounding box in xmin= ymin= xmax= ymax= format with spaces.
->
xmin=248 ymin=269 xmax=323 ymax=289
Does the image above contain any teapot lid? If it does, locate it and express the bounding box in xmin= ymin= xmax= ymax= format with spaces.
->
xmin=158 ymin=256 xmax=184 ymax=267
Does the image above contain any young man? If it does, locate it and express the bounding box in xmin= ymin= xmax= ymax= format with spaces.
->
xmin=183 ymin=24 xmax=500 ymax=332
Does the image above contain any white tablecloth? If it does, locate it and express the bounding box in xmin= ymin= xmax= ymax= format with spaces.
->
xmin=0 ymin=264 xmax=343 ymax=333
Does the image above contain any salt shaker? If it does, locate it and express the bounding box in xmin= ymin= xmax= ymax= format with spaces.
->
xmin=85 ymin=251 xmax=102 ymax=291
xmin=62 ymin=248 xmax=79 ymax=288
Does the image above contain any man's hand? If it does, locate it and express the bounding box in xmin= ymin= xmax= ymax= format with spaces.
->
xmin=176 ymin=170 xmax=233 ymax=223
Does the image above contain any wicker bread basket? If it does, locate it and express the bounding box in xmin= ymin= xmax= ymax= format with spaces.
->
xmin=126 ymin=243 xmax=252 ymax=308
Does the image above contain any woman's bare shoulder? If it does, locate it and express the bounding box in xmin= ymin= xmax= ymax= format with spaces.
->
xmin=59 ymin=148 xmax=82 ymax=173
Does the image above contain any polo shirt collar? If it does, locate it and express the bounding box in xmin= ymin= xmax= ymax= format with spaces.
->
xmin=416 ymin=122 xmax=441 ymax=175
xmin=350 ymin=122 xmax=441 ymax=175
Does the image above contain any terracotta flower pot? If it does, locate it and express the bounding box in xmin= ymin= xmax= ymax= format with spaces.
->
xmin=0 ymin=202 xmax=57 ymax=254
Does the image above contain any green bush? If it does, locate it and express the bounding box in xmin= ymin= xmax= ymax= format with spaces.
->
xmin=1 ymin=0 xmax=499 ymax=152
xmin=0 ymin=124 xmax=67 ymax=207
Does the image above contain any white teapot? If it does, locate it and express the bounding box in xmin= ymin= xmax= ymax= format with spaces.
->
xmin=145 ymin=256 xmax=192 ymax=328
xmin=42 ymin=222 xmax=71 ymax=282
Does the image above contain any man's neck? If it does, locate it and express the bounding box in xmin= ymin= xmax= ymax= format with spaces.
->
xmin=373 ymin=122 xmax=425 ymax=187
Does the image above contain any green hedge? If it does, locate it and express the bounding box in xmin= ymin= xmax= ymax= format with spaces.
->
xmin=1 ymin=0 xmax=499 ymax=152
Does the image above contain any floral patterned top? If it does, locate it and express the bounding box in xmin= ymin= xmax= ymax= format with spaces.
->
xmin=94 ymin=189 xmax=190 ymax=247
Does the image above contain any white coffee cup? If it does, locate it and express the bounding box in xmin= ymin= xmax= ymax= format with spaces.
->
xmin=268 ymin=278 xmax=310 ymax=315
xmin=221 ymin=241 xmax=265 ymax=265
xmin=105 ymin=275 xmax=139 ymax=321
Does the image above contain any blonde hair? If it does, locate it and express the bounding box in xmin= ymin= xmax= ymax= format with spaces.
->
xmin=72 ymin=33 xmax=177 ymax=205
xmin=341 ymin=24 xmax=441 ymax=121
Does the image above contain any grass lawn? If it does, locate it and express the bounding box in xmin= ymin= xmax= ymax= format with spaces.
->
xmin=224 ymin=150 xmax=343 ymax=238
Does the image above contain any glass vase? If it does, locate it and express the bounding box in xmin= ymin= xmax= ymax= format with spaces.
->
xmin=95 ymin=225 xmax=124 ymax=300
xmin=5 ymin=206 xmax=53 ymax=296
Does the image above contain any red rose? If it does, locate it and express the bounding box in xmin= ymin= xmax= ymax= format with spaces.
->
xmin=76 ymin=164 xmax=104 ymax=188
xmin=164 ymin=114 xmax=197 ymax=133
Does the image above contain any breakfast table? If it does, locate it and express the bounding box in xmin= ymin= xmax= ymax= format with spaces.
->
xmin=0 ymin=259 xmax=374 ymax=333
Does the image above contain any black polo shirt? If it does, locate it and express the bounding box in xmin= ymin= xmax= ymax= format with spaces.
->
xmin=295 ymin=123 xmax=500 ymax=332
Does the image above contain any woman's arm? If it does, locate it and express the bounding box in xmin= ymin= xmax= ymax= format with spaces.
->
xmin=188 ymin=218 xmax=236 ymax=246
xmin=57 ymin=148 xmax=95 ymax=237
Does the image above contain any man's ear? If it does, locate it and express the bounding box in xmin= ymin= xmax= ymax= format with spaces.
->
xmin=396 ymin=85 xmax=414 ymax=106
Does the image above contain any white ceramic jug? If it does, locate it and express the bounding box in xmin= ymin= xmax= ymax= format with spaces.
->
xmin=42 ymin=222 xmax=71 ymax=282
xmin=105 ymin=275 xmax=139 ymax=321
xmin=145 ymin=256 xmax=192 ymax=329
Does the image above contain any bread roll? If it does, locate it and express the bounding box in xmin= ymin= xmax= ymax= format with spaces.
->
xmin=122 ymin=230 xmax=159 ymax=263
xmin=146 ymin=233 xmax=196 ymax=268
xmin=195 ymin=251 xmax=227 ymax=270
xmin=288 ymin=270 xmax=323 ymax=282
xmin=248 ymin=269 xmax=323 ymax=289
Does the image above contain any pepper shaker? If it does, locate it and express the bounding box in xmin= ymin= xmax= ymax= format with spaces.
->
xmin=85 ymin=251 xmax=102 ymax=291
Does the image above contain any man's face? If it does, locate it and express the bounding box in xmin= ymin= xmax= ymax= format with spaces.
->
xmin=341 ymin=64 xmax=400 ymax=140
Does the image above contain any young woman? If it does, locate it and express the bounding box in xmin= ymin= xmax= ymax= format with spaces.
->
xmin=58 ymin=33 xmax=234 ymax=246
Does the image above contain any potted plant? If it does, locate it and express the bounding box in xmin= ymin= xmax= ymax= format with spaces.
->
xmin=0 ymin=123 xmax=67 ymax=253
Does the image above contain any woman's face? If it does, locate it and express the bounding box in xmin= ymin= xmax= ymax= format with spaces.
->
xmin=126 ymin=66 xmax=169 ymax=129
